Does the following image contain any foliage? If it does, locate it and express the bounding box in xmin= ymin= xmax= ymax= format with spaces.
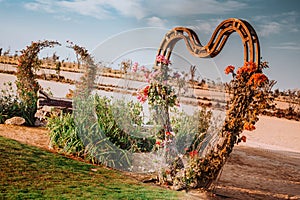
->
xmin=135 ymin=55 xmax=187 ymax=139
xmin=47 ymin=95 xmax=155 ymax=159
xmin=67 ymin=41 xmax=96 ymax=97
xmin=41 ymin=39 xmax=273 ymax=192
xmin=0 ymin=81 xmax=46 ymax=124
xmin=171 ymin=108 xmax=212 ymax=154
xmin=15 ymin=40 xmax=60 ymax=125
xmin=0 ymin=82 xmax=23 ymax=123
xmin=131 ymin=56 xmax=273 ymax=190
xmin=47 ymin=112 xmax=85 ymax=157
xmin=94 ymin=95 xmax=155 ymax=152
xmin=178 ymin=61 xmax=274 ymax=190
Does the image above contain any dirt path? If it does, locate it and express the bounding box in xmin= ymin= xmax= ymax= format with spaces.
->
xmin=0 ymin=124 xmax=299 ymax=199
xmin=0 ymin=124 xmax=49 ymax=149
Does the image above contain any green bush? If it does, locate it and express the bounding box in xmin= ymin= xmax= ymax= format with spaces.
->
xmin=47 ymin=95 xmax=155 ymax=164
xmin=94 ymin=95 xmax=155 ymax=152
xmin=0 ymin=82 xmax=40 ymax=125
xmin=171 ymin=108 xmax=212 ymax=154
xmin=47 ymin=113 xmax=85 ymax=157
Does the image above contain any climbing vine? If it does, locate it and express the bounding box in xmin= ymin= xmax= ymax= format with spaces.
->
xmin=16 ymin=40 xmax=60 ymax=125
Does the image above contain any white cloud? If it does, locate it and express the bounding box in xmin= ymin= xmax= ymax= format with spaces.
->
xmin=144 ymin=0 xmax=247 ymax=17
xmin=253 ymin=12 xmax=300 ymax=37
xmin=258 ymin=22 xmax=281 ymax=37
xmin=146 ymin=16 xmax=167 ymax=27
xmin=54 ymin=15 xmax=72 ymax=22
xmin=270 ymin=42 xmax=300 ymax=51
xmin=107 ymin=0 xmax=146 ymax=20
xmin=24 ymin=0 xmax=146 ymax=20
xmin=24 ymin=0 xmax=55 ymax=13
xmin=57 ymin=0 xmax=111 ymax=20
xmin=23 ymin=0 xmax=247 ymax=21
xmin=191 ymin=18 xmax=224 ymax=34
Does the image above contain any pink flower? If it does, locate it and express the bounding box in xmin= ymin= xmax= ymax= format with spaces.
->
xmin=144 ymin=72 xmax=150 ymax=79
xmin=156 ymin=55 xmax=165 ymax=63
xmin=137 ymin=94 xmax=147 ymax=103
xmin=140 ymin=65 xmax=146 ymax=71
xmin=133 ymin=62 xmax=138 ymax=67
xmin=132 ymin=62 xmax=138 ymax=72
xmin=150 ymin=70 xmax=160 ymax=79
xmin=156 ymin=55 xmax=171 ymax=65
xmin=163 ymin=59 xmax=171 ymax=65
xmin=173 ymin=72 xmax=181 ymax=78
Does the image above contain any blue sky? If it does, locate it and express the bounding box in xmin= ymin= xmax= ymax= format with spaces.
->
xmin=0 ymin=0 xmax=299 ymax=90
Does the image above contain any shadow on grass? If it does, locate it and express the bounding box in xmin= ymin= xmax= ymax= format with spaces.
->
xmin=0 ymin=136 xmax=182 ymax=199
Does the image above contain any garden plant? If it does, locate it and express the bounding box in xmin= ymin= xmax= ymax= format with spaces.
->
xmin=0 ymin=18 xmax=275 ymax=193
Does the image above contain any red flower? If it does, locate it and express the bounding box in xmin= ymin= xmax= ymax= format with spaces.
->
xmin=189 ymin=150 xmax=198 ymax=158
xmin=137 ymin=85 xmax=150 ymax=103
xmin=155 ymin=141 xmax=161 ymax=145
xmin=241 ymin=136 xmax=247 ymax=142
xmin=224 ymin=65 xmax=235 ymax=74
xmin=143 ymin=85 xmax=150 ymax=95
xmin=165 ymin=131 xmax=175 ymax=136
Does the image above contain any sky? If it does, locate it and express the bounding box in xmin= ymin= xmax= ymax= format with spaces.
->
xmin=0 ymin=0 xmax=300 ymax=90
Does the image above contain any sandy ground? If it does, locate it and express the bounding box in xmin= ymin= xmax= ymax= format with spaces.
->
xmin=0 ymin=115 xmax=299 ymax=200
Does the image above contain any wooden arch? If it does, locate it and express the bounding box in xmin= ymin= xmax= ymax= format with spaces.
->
xmin=156 ymin=18 xmax=260 ymax=66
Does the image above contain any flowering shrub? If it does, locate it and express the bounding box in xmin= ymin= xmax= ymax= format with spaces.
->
xmin=135 ymin=55 xmax=185 ymax=138
xmin=134 ymin=57 xmax=273 ymax=190
xmin=176 ymin=61 xmax=273 ymax=190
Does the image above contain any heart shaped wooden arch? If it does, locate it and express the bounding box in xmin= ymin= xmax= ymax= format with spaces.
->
xmin=155 ymin=18 xmax=260 ymax=66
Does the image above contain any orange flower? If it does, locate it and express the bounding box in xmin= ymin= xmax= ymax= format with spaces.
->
xmin=224 ymin=65 xmax=235 ymax=74
xmin=243 ymin=122 xmax=256 ymax=131
xmin=247 ymin=73 xmax=268 ymax=87
xmin=236 ymin=66 xmax=248 ymax=76
xmin=236 ymin=62 xmax=258 ymax=77
xmin=245 ymin=61 xmax=257 ymax=73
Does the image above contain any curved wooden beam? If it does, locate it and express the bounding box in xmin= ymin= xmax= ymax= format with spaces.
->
xmin=156 ymin=18 xmax=260 ymax=66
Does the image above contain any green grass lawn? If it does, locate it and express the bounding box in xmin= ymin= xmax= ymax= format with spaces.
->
xmin=0 ymin=136 xmax=183 ymax=200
